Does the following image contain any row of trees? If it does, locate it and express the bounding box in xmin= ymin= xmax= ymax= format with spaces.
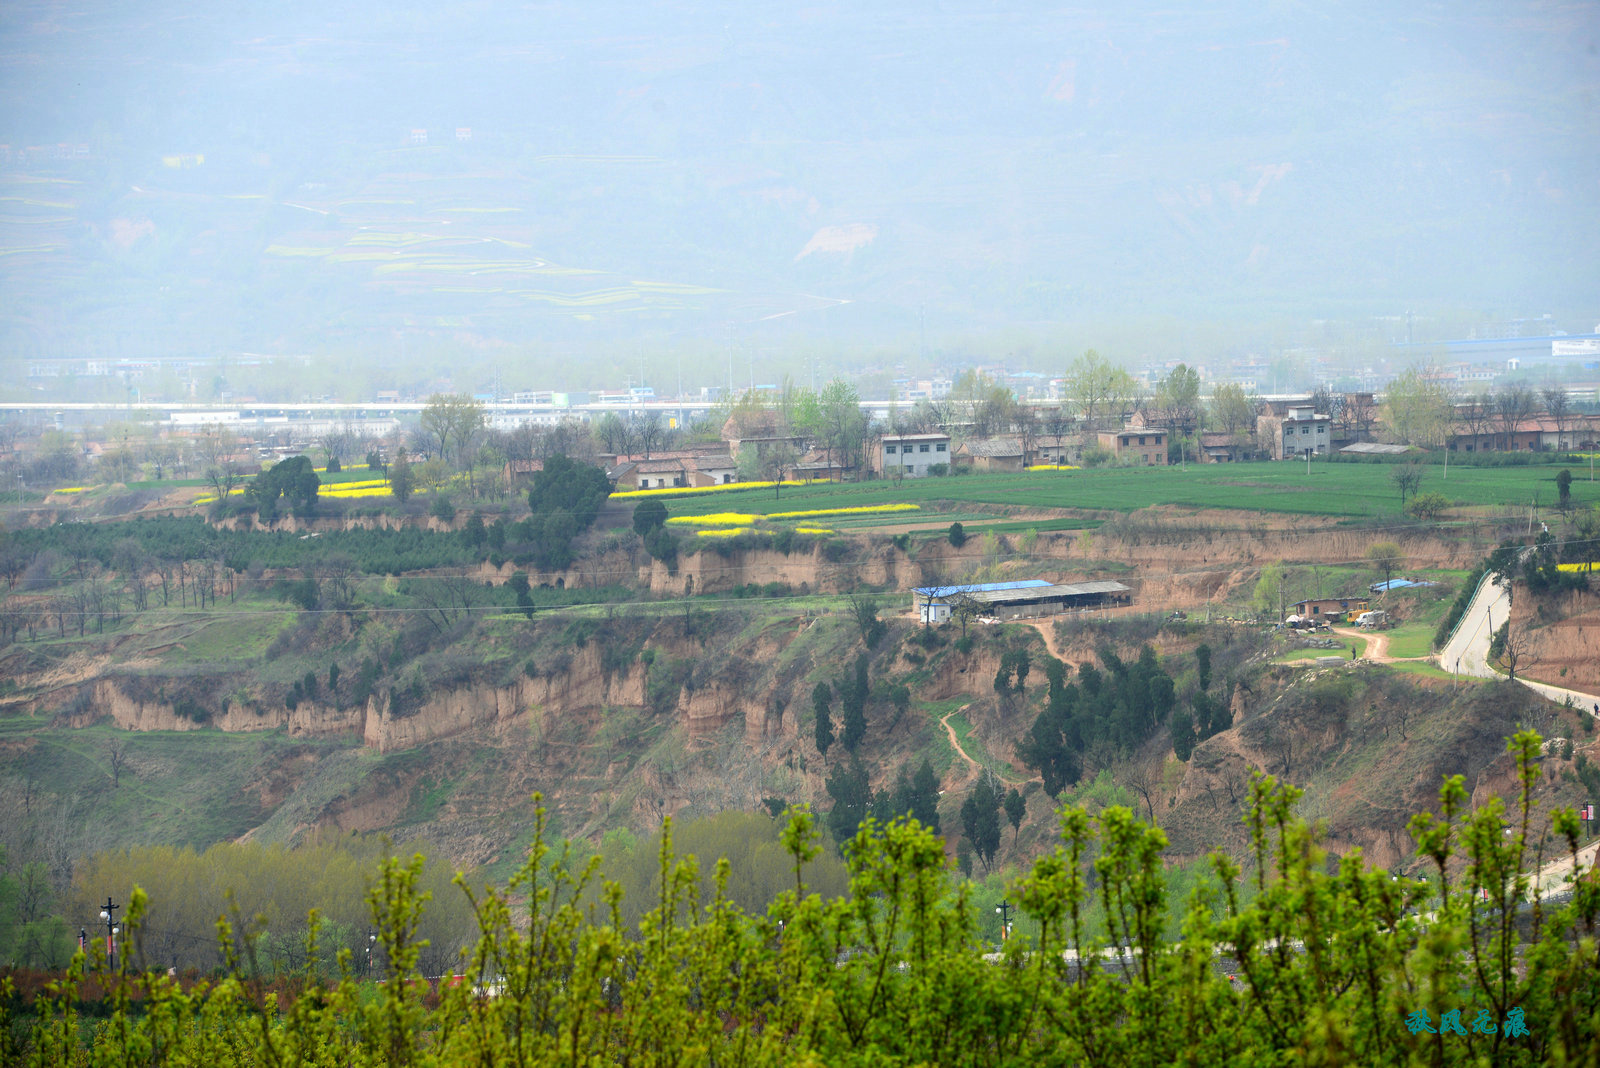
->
xmin=1383 ymin=374 xmax=1588 ymax=451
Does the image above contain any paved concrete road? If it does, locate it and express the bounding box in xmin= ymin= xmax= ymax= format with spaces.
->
xmin=1438 ymin=572 xmax=1600 ymax=712
xmin=1438 ymin=574 xmax=1507 ymax=679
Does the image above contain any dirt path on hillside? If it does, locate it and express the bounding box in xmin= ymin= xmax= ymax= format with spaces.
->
xmin=1021 ymin=619 xmax=1074 ymax=662
xmin=941 ymin=705 xmax=982 ymax=778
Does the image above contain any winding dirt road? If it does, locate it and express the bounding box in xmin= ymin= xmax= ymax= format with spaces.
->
xmin=940 ymin=705 xmax=982 ymax=776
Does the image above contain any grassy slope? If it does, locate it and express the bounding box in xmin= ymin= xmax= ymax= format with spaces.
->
xmin=0 ymin=718 xmax=359 ymax=855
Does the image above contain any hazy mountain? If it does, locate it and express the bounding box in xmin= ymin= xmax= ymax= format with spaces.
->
xmin=1 ymin=1 xmax=1596 ymax=380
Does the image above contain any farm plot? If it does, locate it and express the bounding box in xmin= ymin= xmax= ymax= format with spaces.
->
xmin=660 ymin=462 xmax=1596 ymax=522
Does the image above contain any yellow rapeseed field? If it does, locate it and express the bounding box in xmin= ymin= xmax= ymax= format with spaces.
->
xmin=766 ymin=503 xmax=919 ymax=519
xmin=665 ymin=512 xmax=761 ymax=526
xmin=612 ymin=480 xmax=804 ymax=499
xmin=1025 ymin=463 xmax=1080 ymax=471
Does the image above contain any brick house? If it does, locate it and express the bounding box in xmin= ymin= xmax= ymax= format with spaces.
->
xmin=1096 ymin=427 xmax=1168 ymax=466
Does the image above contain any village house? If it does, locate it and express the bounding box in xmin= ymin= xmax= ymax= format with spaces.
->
xmin=1198 ymin=432 xmax=1255 ymax=463
xmin=954 ymin=436 xmax=1026 ymax=472
xmin=1033 ymin=434 xmax=1078 ymax=466
xmin=787 ymin=450 xmax=852 ymax=482
xmin=1259 ymin=404 xmax=1331 ymax=460
xmin=1096 ymin=426 xmax=1168 ymax=466
xmin=503 ymin=458 xmax=544 ymax=487
xmin=608 ymin=450 xmax=740 ymax=489
xmin=874 ymin=432 xmax=951 ymax=477
xmin=1286 ymin=595 xmax=1370 ymax=624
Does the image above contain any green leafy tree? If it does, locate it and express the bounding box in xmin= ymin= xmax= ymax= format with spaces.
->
xmin=1252 ymin=560 xmax=1289 ymax=620
xmin=1209 ymin=382 xmax=1258 ymax=454
xmin=947 ymin=521 xmax=966 ymax=547
xmin=1383 ymin=366 xmax=1454 ymax=446
xmin=1406 ymin=491 xmax=1450 ymax=521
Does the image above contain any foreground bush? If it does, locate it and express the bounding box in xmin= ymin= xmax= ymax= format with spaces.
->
xmin=8 ymin=731 xmax=1599 ymax=1065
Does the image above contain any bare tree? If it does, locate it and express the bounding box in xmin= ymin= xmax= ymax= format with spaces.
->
xmin=413 ymin=576 xmax=481 ymax=634
xmin=1041 ymin=406 xmax=1073 ymax=466
xmin=1493 ymin=620 xmax=1527 ymax=682
xmin=1494 ymin=386 xmax=1537 ymax=452
xmin=1124 ymin=759 xmax=1161 ymax=826
xmin=1014 ymin=405 xmax=1040 ymax=466
xmin=195 ymin=423 xmax=246 ymax=505
xmin=946 ymin=590 xmax=985 ymax=638
xmin=1541 ymin=387 xmax=1573 ymax=451
xmin=321 ymin=553 xmax=358 ymax=611
xmin=632 ymin=411 xmax=665 ymax=459
xmin=1345 ymin=392 xmax=1381 ymax=443
xmin=1389 ymin=464 xmax=1424 ymax=504
xmin=107 ymin=738 xmax=129 ymax=789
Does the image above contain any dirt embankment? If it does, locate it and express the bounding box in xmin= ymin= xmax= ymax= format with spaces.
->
xmin=1511 ymin=586 xmax=1600 ymax=696
xmin=46 ymin=643 xmax=653 ymax=754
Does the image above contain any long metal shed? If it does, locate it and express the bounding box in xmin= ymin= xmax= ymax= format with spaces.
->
xmin=912 ymin=579 xmax=1131 ymax=623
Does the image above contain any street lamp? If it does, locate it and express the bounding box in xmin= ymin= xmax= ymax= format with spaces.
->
xmin=367 ymin=928 xmax=376 ymax=977
xmin=99 ymin=897 xmax=120 ymax=972
xmin=994 ymin=899 xmax=1012 ymax=943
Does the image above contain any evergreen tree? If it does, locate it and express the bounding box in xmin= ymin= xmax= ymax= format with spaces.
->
xmin=389 ymin=448 xmax=415 ymax=503
xmin=960 ymin=777 xmax=1003 ymax=871
xmin=463 ymin=512 xmax=486 ymax=550
xmin=1196 ymin=643 xmax=1212 ymax=691
xmin=1148 ymin=673 xmax=1175 ymax=722
xmin=824 ymin=756 xmax=872 ymax=845
xmin=812 ymin=682 xmax=834 ymax=761
xmin=509 ymin=571 xmax=534 ymax=619
xmin=1003 ymin=787 xmax=1026 ymax=842
xmin=909 ymin=758 xmax=941 ymax=834
xmin=1170 ymin=709 xmax=1197 ymax=761
xmin=840 ymin=654 xmax=868 ymax=752
xmin=632 ymin=499 xmax=668 ymax=536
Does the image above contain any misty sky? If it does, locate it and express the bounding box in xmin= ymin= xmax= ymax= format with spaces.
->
xmin=1 ymin=1 xmax=1597 ymax=378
